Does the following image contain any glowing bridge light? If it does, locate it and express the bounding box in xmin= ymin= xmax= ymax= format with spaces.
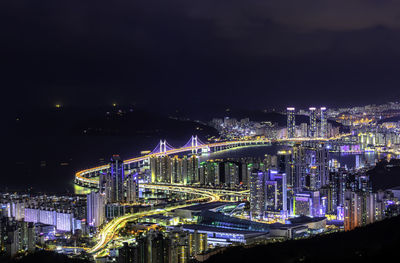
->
xmin=74 ymin=134 xmax=351 ymax=187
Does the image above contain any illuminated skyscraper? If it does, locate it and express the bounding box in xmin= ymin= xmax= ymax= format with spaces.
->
xmin=294 ymin=193 xmax=312 ymax=216
xmin=293 ymin=191 xmax=321 ymax=217
xmin=344 ymin=191 xmax=362 ymax=231
xmin=300 ymin=123 xmax=308 ymax=137
xmin=87 ymin=191 xmax=105 ymax=227
xmin=126 ymin=173 xmax=139 ymax=203
xmin=160 ymin=156 xmax=172 ymax=183
xmin=250 ymin=169 xmax=268 ymax=218
xmin=316 ymin=144 xmax=330 ymax=188
xmin=199 ymin=162 xmax=207 ymax=185
xmin=150 ymin=157 xmax=159 ymax=183
xmin=265 ymin=180 xmax=278 ymax=211
xmin=287 ymin=107 xmax=296 ymax=138
xmin=343 ymin=191 xmax=384 ymax=231
xmin=171 ymin=156 xmax=183 ymax=184
xmin=309 ymin=107 xmax=317 ymax=138
xmin=224 ymin=162 xmax=239 ymax=189
xmin=277 ymin=150 xmax=293 ymax=190
xmin=292 ymin=144 xmax=308 ymax=193
xmin=109 ymin=155 xmax=124 ymax=203
xmin=273 ymin=172 xmax=288 ymax=215
xmin=320 ymin=107 xmax=327 ymax=138
xmin=265 ymin=169 xmax=288 ymax=215
xmin=199 ymin=161 xmax=219 ymax=186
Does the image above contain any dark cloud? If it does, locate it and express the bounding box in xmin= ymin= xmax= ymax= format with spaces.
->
xmin=1 ymin=0 xmax=400 ymax=112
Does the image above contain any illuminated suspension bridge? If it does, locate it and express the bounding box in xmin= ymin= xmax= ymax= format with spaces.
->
xmin=74 ymin=134 xmax=347 ymax=188
xmin=75 ymin=135 xmax=271 ymax=187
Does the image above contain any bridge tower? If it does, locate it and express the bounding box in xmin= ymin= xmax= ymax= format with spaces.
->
xmin=160 ymin=140 xmax=167 ymax=156
xmin=192 ymin=135 xmax=198 ymax=154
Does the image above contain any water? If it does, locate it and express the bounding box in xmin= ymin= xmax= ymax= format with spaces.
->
xmin=199 ymin=144 xmax=390 ymax=170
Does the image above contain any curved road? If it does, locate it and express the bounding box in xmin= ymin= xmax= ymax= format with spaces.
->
xmin=87 ymin=184 xmax=220 ymax=258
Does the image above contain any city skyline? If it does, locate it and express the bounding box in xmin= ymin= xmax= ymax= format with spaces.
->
xmin=3 ymin=103 xmax=400 ymax=261
xmin=2 ymin=0 xmax=400 ymax=262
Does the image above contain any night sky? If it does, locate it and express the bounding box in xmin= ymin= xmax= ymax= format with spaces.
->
xmin=2 ymin=0 xmax=400 ymax=112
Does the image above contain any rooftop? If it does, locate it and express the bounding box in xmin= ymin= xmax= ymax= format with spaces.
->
xmin=178 ymin=224 xmax=267 ymax=235
xmin=178 ymin=201 xmax=236 ymax=211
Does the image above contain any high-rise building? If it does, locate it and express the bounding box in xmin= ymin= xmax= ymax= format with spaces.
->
xmin=207 ymin=162 xmax=219 ymax=186
xmin=287 ymin=107 xmax=296 ymax=138
xmin=241 ymin=162 xmax=251 ymax=188
xmin=136 ymin=231 xmax=170 ymax=263
xmin=118 ymin=242 xmax=137 ymax=263
xmin=300 ymin=123 xmax=308 ymax=137
xmin=171 ymin=156 xmax=183 ymax=184
xmin=56 ymin=210 xmax=74 ymax=232
xmin=315 ymin=144 xmax=330 ymax=188
xmin=126 ymin=174 xmax=139 ymax=203
xmin=309 ymin=107 xmax=317 ymax=138
xmin=343 ymin=191 xmax=384 ymax=231
xmin=160 ymin=156 xmax=172 ymax=183
xmin=181 ymin=156 xmax=199 ymax=185
xmin=293 ymin=191 xmax=321 ymax=217
xmin=294 ymin=193 xmax=312 ymax=216
xmin=320 ymin=107 xmax=327 ymax=138
xmin=291 ymin=143 xmax=329 ymax=193
xmin=150 ymin=157 xmax=159 ymax=183
xmin=109 ymin=155 xmax=125 ymax=203
xmin=265 ymin=180 xmax=278 ymax=212
xmin=188 ymin=230 xmax=207 ymax=257
xmin=224 ymin=162 xmax=239 ymax=189
xmin=250 ymin=169 xmax=267 ymax=218
xmin=269 ymin=170 xmax=288 ymax=215
xmin=199 ymin=161 xmax=219 ymax=186
xmin=87 ymin=191 xmax=105 ymax=228
xmin=292 ymin=144 xmax=308 ymax=193
xmin=344 ymin=191 xmax=362 ymax=231
xmin=277 ymin=150 xmax=293 ymax=191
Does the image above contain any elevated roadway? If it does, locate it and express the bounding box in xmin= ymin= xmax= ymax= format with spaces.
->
xmin=75 ymin=135 xmax=350 ymax=187
xmin=87 ymin=184 xmax=220 ymax=258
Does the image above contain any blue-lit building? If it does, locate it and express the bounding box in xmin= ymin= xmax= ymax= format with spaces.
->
xmin=320 ymin=107 xmax=327 ymax=138
xmin=287 ymin=107 xmax=296 ymax=138
xmin=108 ymin=155 xmax=124 ymax=203
xmin=87 ymin=191 xmax=105 ymax=228
xmin=309 ymin=107 xmax=317 ymax=138
xmin=198 ymin=210 xmax=270 ymax=233
xmin=250 ymin=169 xmax=267 ymax=218
xmin=172 ymin=224 xmax=268 ymax=246
xmin=293 ymin=191 xmax=321 ymax=217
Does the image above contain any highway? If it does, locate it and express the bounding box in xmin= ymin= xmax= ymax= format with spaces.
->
xmin=87 ymin=184 xmax=220 ymax=258
xmin=83 ymin=134 xmax=351 ymax=258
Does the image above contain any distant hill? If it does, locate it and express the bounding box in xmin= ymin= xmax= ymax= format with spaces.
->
xmin=205 ymin=215 xmax=400 ymax=263
xmin=3 ymin=106 xmax=218 ymax=193
xmin=11 ymin=106 xmax=218 ymax=139
xmin=213 ymin=109 xmax=341 ymax=127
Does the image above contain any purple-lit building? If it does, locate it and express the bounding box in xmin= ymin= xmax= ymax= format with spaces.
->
xmin=294 ymin=191 xmax=322 ymax=217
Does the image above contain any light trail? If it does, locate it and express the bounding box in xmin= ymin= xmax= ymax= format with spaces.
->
xmin=87 ymin=184 xmax=220 ymax=258
xmin=83 ymin=134 xmax=351 ymax=258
